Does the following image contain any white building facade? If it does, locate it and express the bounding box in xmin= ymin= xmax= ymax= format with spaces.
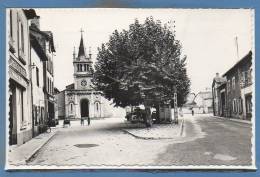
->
xmin=30 ymin=35 xmax=46 ymax=136
xmin=64 ymin=33 xmax=104 ymax=119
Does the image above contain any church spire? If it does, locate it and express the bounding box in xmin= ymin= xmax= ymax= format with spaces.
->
xmin=78 ymin=28 xmax=86 ymax=58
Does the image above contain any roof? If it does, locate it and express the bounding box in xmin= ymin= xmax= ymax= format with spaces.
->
xmin=30 ymin=25 xmax=56 ymax=53
xmin=214 ymin=77 xmax=226 ymax=83
xmin=66 ymin=83 xmax=75 ymax=90
xmin=217 ymin=81 xmax=227 ymax=90
xmin=54 ymin=87 xmax=60 ymax=94
xmin=78 ymin=34 xmax=86 ymax=58
xmin=30 ymin=33 xmax=48 ymax=61
xmin=223 ymin=51 xmax=252 ymax=76
xmin=23 ymin=9 xmax=40 ymax=19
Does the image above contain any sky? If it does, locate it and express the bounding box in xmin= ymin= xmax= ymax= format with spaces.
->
xmin=35 ymin=8 xmax=254 ymax=94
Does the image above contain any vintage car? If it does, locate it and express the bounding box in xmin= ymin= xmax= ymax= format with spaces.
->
xmin=126 ymin=107 xmax=146 ymax=123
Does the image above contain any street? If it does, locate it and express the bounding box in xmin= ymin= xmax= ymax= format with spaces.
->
xmin=27 ymin=115 xmax=252 ymax=166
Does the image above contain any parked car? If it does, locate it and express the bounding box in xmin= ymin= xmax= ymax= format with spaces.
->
xmin=128 ymin=107 xmax=146 ymax=123
xmin=63 ymin=119 xmax=71 ymax=127
xmin=48 ymin=119 xmax=57 ymax=127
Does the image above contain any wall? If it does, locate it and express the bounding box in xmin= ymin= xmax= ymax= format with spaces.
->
xmin=31 ymin=47 xmax=45 ymax=135
xmin=8 ymin=9 xmax=32 ymax=145
xmin=64 ymin=90 xmax=104 ymax=119
xmin=56 ymin=91 xmax=65 ymax=119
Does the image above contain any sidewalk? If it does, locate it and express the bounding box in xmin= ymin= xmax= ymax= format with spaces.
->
xmin=122 ymin=118 xmax=184 ymax=140
xmin=8 ymin=128 xmax=58 ymax=166
xmin=212 ymin=115 xmax=252 ymax=125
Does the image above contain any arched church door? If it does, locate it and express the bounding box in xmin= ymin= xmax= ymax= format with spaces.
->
xmin=80 ymin=99 xmax=89 ymax=118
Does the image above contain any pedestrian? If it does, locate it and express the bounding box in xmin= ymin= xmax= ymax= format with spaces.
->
xmin=87 ymin=116 xmax=90 ymax=126
xmin=191 ymin=108 xmax=194 ymax=116
xmin=81 ymin=117 xmax=84 ymax=126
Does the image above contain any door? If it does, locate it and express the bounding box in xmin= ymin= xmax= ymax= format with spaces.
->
xmin=9 ymin=81 xmax=17 ymax=145
xmin=221 ymin=92 xmax=225 ymax=117
xmin=245 ymin=94 xmax=252 ymax=120
xmin=81 ymin=99 xmax=89 ymax=118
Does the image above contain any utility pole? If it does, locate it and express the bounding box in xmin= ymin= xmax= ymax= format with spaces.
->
xmin=235 ymin=36 xmax=240 ymax=61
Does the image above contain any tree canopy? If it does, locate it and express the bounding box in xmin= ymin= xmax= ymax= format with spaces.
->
xmin=93 ymin=17 xmax=190 ymax=108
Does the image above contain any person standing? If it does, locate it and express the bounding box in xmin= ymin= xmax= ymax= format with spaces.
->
xmin=81 ymin=117 xmax=84 ymax=126
xmin=87 ymin=116 xmax=90 ymax=126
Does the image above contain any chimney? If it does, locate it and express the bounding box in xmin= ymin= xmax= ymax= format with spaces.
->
xmin=23 ymin=9 xmax=40 ymax=29
xmin=31 ymin=16 xmax=40 ymax=29
xmin=216 ymin=73 xmax=219 ymax=77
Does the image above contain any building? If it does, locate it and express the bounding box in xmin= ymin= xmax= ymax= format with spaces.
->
xmin=26 ymin=13 xmax=56 ymax=130
xmin=212 ymin=51 xmax=253 ymax=120
xmin=194 ymin=89 xmax=213 ymax=114
xmin=54 ymin=90 xmax=65 ymax=120
xmin=61 ymin=32 xmax=104 ymax=119
xmin=28 ymin=20 xmax=47 ymax=136
xmin=8 ymin=9 xmax=33 ymax=145
xmin=43 ymin=31 xmax=56 ymax=124
xmin=212 ymin=73 xmax=227 ymax=116
xmin=182 ymin=90 xmax=213 ymax=114
xmin=24 ymin=9 xmax=56 ymax=134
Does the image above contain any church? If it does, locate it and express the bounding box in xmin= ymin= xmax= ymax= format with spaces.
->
xmin=63 ymin=32 xmax=104 ymax=119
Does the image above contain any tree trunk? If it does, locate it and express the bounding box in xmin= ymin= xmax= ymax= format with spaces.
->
xmin=144 ymin=106 xmax=152 ymax=127
xmin=155 ymin=104 xmax=160 ymax=124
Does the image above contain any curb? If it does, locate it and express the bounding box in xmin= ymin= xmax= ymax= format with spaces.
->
xmin=121 ymin=129 xmax=159 ymax=140
xmin=212 ymin=116 xmax=251 ymax=125
xmin=25 ymin=131 xmax=58 ymax=164
xmin=179 ymin=118 xmax=185 ymax=137
xmin=122 ymin=120 xmax=185 ymax=140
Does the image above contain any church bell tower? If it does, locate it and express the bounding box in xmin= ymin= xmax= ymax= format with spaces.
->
xmin=73 ymin=29 xmax=93 ymax=90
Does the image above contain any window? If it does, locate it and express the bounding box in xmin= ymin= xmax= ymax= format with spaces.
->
xmin=50 ymin=81 xmax=52 ymax=94
xmin=238 ymin=98 xmax=243 ymax=114
xmin=33 ymin=105 xmax=37 ymax=125
xmin=49 ymin=79 xmax=51 ymax=94
xmin=87 ymin=64 xmax=89 ymax=71
xmin=227 ymin=80 xmax=230 ymax=92
xmin=52 ymin=81 xmax=54 ymax=94
xmin=232 ymin=77 xmax=236 ymax=90
xmin=50 ymin=80 xmax=52 ymax=94
xmin=41 ymin=107 xmax=44 ymax=124
xmin=49 ymin=80 xmax=51 ymax=94
xmin=36 ymin=67 xmax=39 ymax=87
xmin=246 ymin=96 xmax=252 ymax=114
xmin=21 ymin=90 xmax=24 ymax=122
xmin=232 ymin=99 xmax=236 ymax=113
xmin=10 ymin=10 xmax=12 ymax=38
xmin=77 ymin=64 xmax=80 ymax=72
xmin=46 ymin=41 xmax=49 ymax=53
xmin=47 ymin=78 xmax=49 ymax=93
xmin=244 ymin=71 xmax=248 ymax=86
xmin=240 ymin=72 xmax=245 ymax=88
xmin=96 ymin=102 xmax=99 ymax=111
xmin=249 ymin=69 xmax=252 ymax=85
xmin=70 ymin=103 xmax=73 ymax=112
xmin=20 ymin=23 xmax=24 ymax=52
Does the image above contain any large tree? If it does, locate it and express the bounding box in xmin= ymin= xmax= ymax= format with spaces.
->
xmin=93 ymin=17 xmax=190 ymax=126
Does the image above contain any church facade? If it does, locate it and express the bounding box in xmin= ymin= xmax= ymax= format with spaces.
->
xmin=64 ymin=33 xmax=104 ymax=119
